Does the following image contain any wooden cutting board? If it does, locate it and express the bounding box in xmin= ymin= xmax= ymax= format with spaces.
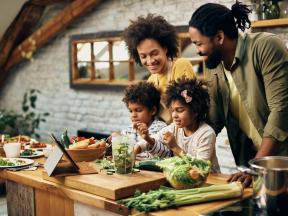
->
xmin=42 ymin=163 xmax=167 ymax=200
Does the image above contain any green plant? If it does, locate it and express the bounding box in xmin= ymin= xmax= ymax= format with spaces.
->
xmin=0 ymin=89 xmax=49 ymax=138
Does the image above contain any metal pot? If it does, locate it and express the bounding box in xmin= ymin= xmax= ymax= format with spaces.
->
xmin=249 ymin=156 xmax=288 ymax=216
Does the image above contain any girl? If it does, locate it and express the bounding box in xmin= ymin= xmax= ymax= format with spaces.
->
xmin=123 ymin=14 xmax=196 ymax=123
xmin=134 ymin=78 xmax=219 ymax=172
xmin=121 ymin=81 xmax=168 ymax=159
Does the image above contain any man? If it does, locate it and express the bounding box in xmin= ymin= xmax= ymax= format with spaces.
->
xmin=188 ymin=1 xmax=288 ymax=187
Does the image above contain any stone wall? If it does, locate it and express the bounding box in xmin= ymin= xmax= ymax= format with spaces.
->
xmin=0 ymin=0 xmax=287 ymax=173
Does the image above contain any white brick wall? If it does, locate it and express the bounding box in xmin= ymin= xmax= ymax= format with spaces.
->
xmin=0 ymin=0 xmax=286 ymax=173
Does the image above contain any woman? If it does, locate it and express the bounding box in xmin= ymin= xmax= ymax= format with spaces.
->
xmin=123 ymin=13 xmax=196 ymax=123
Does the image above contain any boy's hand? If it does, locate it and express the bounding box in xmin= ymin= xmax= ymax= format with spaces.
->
xmin=133 ymin=122 xmax=149 ymax=140
xmin=133 ymin=145 xmax=142 ymax=155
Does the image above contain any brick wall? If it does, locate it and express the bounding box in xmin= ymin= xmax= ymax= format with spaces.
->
xmin=0 ymin=0 xmax=287 ymax=173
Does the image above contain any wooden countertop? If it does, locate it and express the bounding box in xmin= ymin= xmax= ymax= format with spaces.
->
xmin=0 ymin=158 xmax=252 ymax=216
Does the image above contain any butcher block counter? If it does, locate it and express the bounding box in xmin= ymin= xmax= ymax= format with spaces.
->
xmin=0 ymin=159 xmax=253 ymax=216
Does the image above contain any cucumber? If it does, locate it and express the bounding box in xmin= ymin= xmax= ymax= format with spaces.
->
xmin=136 ymin=160 xmax=162 ymax=172
xmin=61 ymin=130 xmax=71 ymax=149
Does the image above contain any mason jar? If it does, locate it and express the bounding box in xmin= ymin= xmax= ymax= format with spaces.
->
xmin=112 ymin=135 xmax=135 ymax=174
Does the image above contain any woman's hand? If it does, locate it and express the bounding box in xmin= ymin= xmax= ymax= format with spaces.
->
xmin=227 ymin=171 xmax=252 ymax=188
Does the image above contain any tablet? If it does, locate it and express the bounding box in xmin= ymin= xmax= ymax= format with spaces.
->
xmin=49 ymin=133 xmax=79 ymax=170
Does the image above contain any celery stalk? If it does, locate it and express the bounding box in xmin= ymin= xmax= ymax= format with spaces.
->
xmin=118 ymin=182 xmax=243 ymax=212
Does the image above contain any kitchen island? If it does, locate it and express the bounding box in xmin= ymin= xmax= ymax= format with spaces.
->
xmin=0 ymin=159 xmax=252 ymax=216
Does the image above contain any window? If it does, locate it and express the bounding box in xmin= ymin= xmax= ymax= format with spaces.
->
xmin=70 ymin=27 xmax=204 ymax=88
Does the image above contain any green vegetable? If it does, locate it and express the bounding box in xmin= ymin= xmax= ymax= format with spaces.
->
xmin=20 ymin=149 xmax=35 ymax=156
xmin=156 ymin=155 xmax=211 ymax=189
xmin=135 ymin=159 xmax=162 ymax=172
xmin=0 ymin=158 xmax=26 ymax=166
xmin=118 ymin=182 xmax=243 ymax=213
xmin=96 ymin=158 xmax=141 ymax=174
xmin=61 ymin=130 xmax=70 ymax=149
xmin=95 ymin=158 xmax=114 ymax=169
xmin=133 ymin=168 xmax=140 ymax=172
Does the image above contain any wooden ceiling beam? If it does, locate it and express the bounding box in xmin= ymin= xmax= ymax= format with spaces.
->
xmin=1 ymin=0 xmax=103 ymax=85
xmin=30 ymin=0 xmax=74 ymax=6
xmin=0 ymin=2 xmax=45 ymax=67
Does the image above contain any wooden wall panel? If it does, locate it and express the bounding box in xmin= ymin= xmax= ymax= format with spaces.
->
xmin=35 ymin=188 xmax=74 ymax=216
xmin=6 ymin=181 xmax=35 ymax=216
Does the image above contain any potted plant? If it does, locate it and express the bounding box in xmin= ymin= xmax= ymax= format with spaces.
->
xmin=0 ymin=89 xmax=49 ymax=139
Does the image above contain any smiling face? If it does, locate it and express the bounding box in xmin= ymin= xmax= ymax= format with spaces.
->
xmin=188 ymin=27 xmax=222 ymax=69
xmin=128 ymin=102 xmax=156 ymax=126
xmin=170 ymin=100 xmax=198 ymax=134
xmin=137 ymin=38 xmax=169 ymax=75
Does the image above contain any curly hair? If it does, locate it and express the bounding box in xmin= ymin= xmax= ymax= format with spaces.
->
xmin=122 ymin=81 xmax=160 ymax=116
xmin=165 ymin=78 xmax=210 ymax=123
xmin=189 ymin=1 xmax=251 ymax=39
xmin=123 ymin=13 xmax=178 ymax=65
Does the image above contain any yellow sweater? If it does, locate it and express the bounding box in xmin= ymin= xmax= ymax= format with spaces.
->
xmin=147 ymin=58 xmax=196 ymax=123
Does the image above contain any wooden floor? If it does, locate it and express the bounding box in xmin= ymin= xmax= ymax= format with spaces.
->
xmin=0 ymin=195 xmax=7 ymax=216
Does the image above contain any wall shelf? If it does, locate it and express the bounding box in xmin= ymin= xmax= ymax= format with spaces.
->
xmin=251 ymin=18 xmax=288 ymax=28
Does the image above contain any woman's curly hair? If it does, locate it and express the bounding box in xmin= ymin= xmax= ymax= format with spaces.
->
xmin=122 ymin=81 xmax=160 ymax=116
xmin=165 ymin=78 xmax=210 ymax=123
xmin=123 ymin=13 xmax=178 ymax=65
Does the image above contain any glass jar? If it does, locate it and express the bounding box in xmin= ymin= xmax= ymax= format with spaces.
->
xmin=112 ymin=135 xmax=135 ymax=174
xmin=279 ymin=0 xmax=288 ymax=18
xmin=250 ymin=3 xmax=259 ymax=21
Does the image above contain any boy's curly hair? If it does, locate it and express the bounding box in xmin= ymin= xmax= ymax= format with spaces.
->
xmin=123 ymin=13 xmax=178 ymax=66
xmin=122 ymin=81 xmax=160 ymax=116
xmin=165 ymin=78 xmax=210 ymax=123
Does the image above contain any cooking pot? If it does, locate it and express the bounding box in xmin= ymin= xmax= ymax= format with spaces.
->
xmin=249 ymin=156 xmax=288 ymax=216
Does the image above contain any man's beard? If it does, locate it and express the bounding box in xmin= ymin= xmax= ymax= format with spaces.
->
xmin=204 ymin=49 xmax=222 ymax=69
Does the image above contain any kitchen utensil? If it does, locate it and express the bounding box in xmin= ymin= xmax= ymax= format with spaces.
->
xmin=249 ymin=156 xmax=288 ymax=216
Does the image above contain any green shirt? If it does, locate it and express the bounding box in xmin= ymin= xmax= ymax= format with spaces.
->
xmin=206 ymin=32 xmax=288 ymax=166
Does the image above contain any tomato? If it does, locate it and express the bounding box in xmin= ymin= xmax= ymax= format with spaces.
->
xmin=188 ymin=169 xmax=199 ymax=180
xmin=89 ymin=138 xmax=95 ymax=144
xmin=70 ymin=136 xmax=77 ymax=143
xmin=77 ymin=137 xmax=86 ymax=141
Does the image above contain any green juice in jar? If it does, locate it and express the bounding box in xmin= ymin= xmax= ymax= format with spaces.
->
xmin=112 ymin=135 xmax=134 ymax=174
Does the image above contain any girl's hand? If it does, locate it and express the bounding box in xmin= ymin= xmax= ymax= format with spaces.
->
xmin=162 ymin=131 xmax=183 ymax=156
xmin=162 ymin=131 xmax=177 ymax=149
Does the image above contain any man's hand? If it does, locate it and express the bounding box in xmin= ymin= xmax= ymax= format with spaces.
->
xmin=227 ymin=137 xmax=279 ymax=188
xmin=227 ymin=171 xmax=252 ymax=188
